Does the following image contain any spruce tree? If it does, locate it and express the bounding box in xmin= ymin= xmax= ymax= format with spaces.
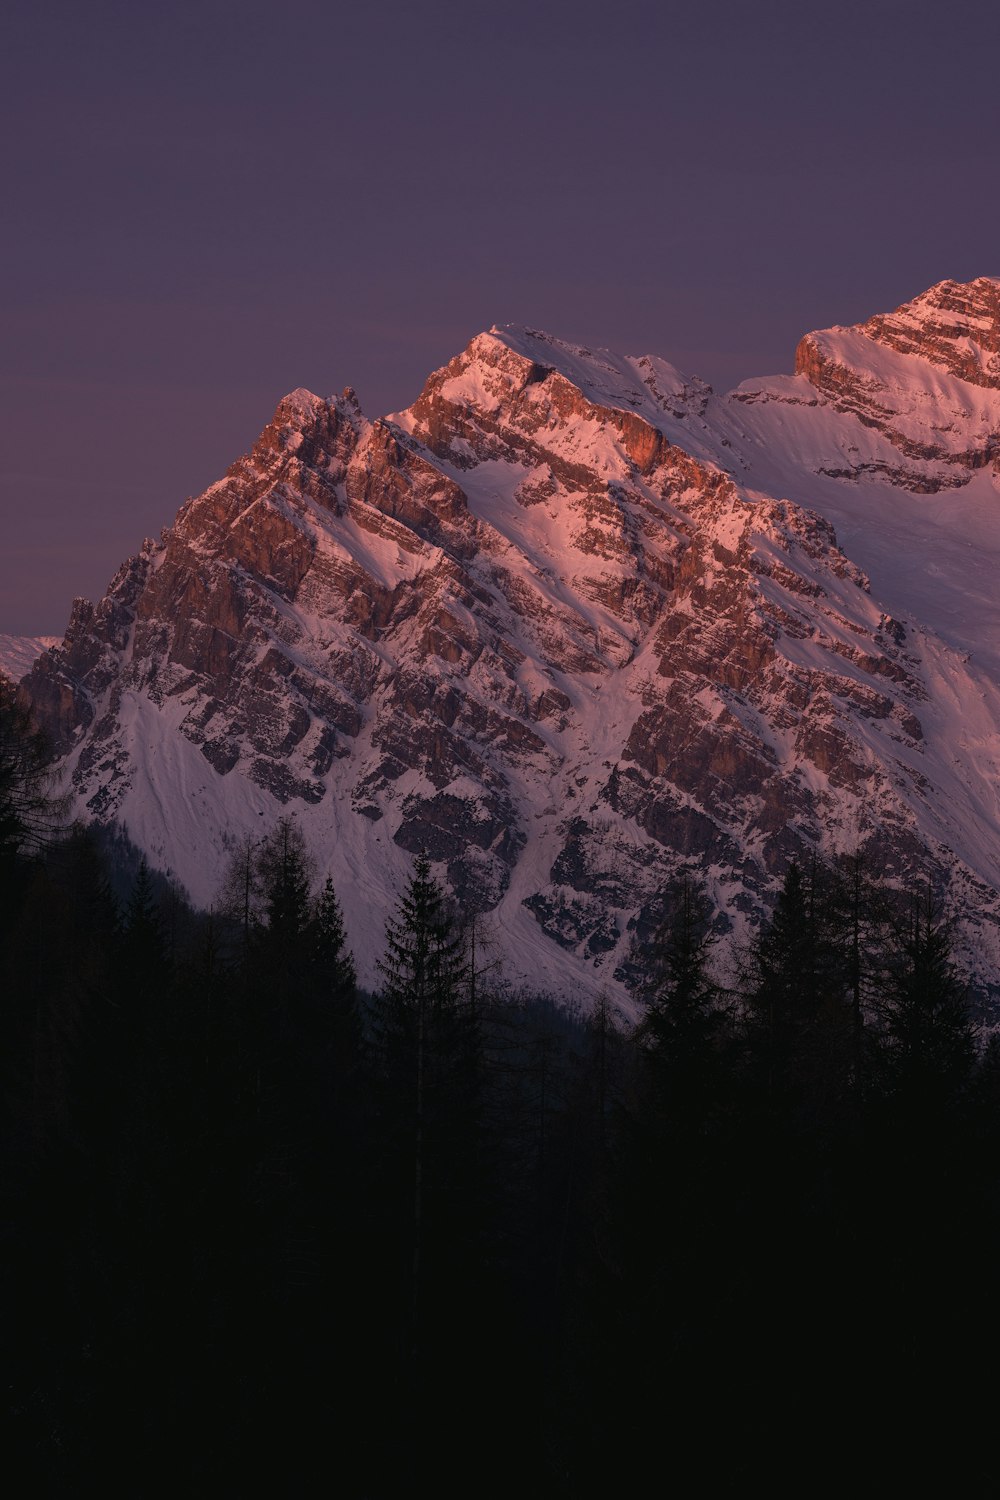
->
xmin=877 ymin=881 xmax=975 ymax=1115
xmin=376 ymin=852 xmax=466 ymax=1017
xmin=747 ymin=859 xmax=849 ymax=1117
xmin=373 ymin=853 xmax=477 ymax=1381
xmin=258 ymin=816 xmax=313 ymax=957
xmin=303 ymin=874 xmax=361 ymax=1134
xmin=120 ymin=860 xmax=166 ymax=972
xmin=824 ymin=845 xmax=899 ymax=1108
xmin=248 ymin=816 xmax=316 ymax=1064
xmin=634 ymin=872 xmax=731 ymax=1144
xmin=310 ymin=876 xmax=357 ymax=1013
xmin=642 ymin=875 xmax=720 ymax=1063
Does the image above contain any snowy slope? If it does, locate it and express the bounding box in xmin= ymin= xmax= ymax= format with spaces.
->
xmin=22 ymin=278 xmax=1000 ymax=1005
xmin=0 ymin=634 xmax=59 ymax=683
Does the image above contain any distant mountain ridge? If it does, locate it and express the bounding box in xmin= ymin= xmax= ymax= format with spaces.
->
xmin=1 ymin=634 xmax=60 ymax=684
xmin=21 ymin=277 xmax=1000 ymax=1004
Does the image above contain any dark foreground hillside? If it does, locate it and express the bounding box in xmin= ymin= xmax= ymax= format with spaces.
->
xmin=4 ymin=683 xmax=1000 ymax=1493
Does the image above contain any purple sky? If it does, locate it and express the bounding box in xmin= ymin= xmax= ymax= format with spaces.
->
xmin=4 ymin=0 xmax=1000 ymax=635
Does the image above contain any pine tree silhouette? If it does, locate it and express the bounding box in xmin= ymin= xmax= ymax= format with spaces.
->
xmin=877 ymin=880 xmax=975 ymax=1115
xmin=373 ymin=853 xmax=479 ymax=1403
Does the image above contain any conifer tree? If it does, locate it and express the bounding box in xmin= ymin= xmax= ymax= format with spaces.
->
xmin=310 ymin=875 xmax=357 ymax=1011
xmin=373 ymin=853 xmax=477 ymax=1369
xmin=248 ymin=817 xmax=316 ymax=1066
xmin=303 ymin=874 xmax=361 ymax=1124
xmin=258 ymin=816 xmax=313 ymax=957
xmin=636 ymin=872 xmax=728 ymax=1136
xmin=827 ymin=846 xmax=894 ymax=1103
xmin=877 ymin=881 xmax=975 ymax=1114
xmin=376 ymin=852 xmax=466 ymax=1015
xmin=642 ymin=874 xmax=720 ymax=1060
xmin=120 ymin=859 xmax=166 ymax=968
xmin=746 ymin=859 xmax=849 ymax=1115
xmin=114 ymin=858 xmax=172 ymax=1081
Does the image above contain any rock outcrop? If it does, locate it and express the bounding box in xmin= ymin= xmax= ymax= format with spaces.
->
xmin=789 ymin=277 xmax=1000 ymax=487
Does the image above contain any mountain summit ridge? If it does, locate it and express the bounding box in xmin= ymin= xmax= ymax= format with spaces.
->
xmin=22 ymin=278 xmax=1000 ymax=1003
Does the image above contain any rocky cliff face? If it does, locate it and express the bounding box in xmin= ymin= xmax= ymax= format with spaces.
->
xmin=23 ymin=280 xmax=1000 ymax=1002
xmin=788 ymin=277 xmax=1000 ymax=488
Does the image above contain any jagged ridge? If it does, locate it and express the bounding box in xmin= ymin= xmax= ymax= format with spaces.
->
xmin=22 ymin=281 xmax=1000 ymax=1004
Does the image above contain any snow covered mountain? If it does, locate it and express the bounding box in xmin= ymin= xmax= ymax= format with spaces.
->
xmin=21 ymin=277 xmax=1000 ymax=1002
xmin=0 ymin=634 xmax=60 ymax=684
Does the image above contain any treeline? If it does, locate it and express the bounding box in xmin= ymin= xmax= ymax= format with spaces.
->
xmin=3 ymin=680 xmax=1000 ymax=1491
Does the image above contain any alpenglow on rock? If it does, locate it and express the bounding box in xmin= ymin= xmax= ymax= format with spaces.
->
xmin=0 ymin=635 xmax=61 ymax=684
xmin=22 ymin=277 xmax=1000 ymax=1002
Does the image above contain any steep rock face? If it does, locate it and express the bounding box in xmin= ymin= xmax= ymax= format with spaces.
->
xmin=23 ymin=283 xmax=1000 ymax=1002
xmin=787 ymin=277 xmax=1000 ymax=487
xmin=860 ymin=277 xmax=1000 ymax=389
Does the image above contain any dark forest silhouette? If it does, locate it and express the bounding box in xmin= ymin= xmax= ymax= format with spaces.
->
xmin=3 ymin=676 xmax=1000 ymax=1492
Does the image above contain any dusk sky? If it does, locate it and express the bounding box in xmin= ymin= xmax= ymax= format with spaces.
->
xmin=4 ymin=0 xmax=1000 ymax=635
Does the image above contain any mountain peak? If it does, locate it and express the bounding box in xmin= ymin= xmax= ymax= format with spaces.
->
xmin=393 ymin=323 xmax=709 ymax=460
xmin=484 ymin=323 xmax=705 ymax=411
xmin=273 ymin=386 xmax=326 ymax=423
xmin=23 ymin=276 xmax=1000 ymax=1004
xmin=858 ymin=275 xmax=1000 ymax=388
xmin=266 ymin=385 xmax=366 ymax=438
xmin=797 ymin=275 xmax=1000 ymax=394
xmin=235 ymin=386 xmax=366 ymax=481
